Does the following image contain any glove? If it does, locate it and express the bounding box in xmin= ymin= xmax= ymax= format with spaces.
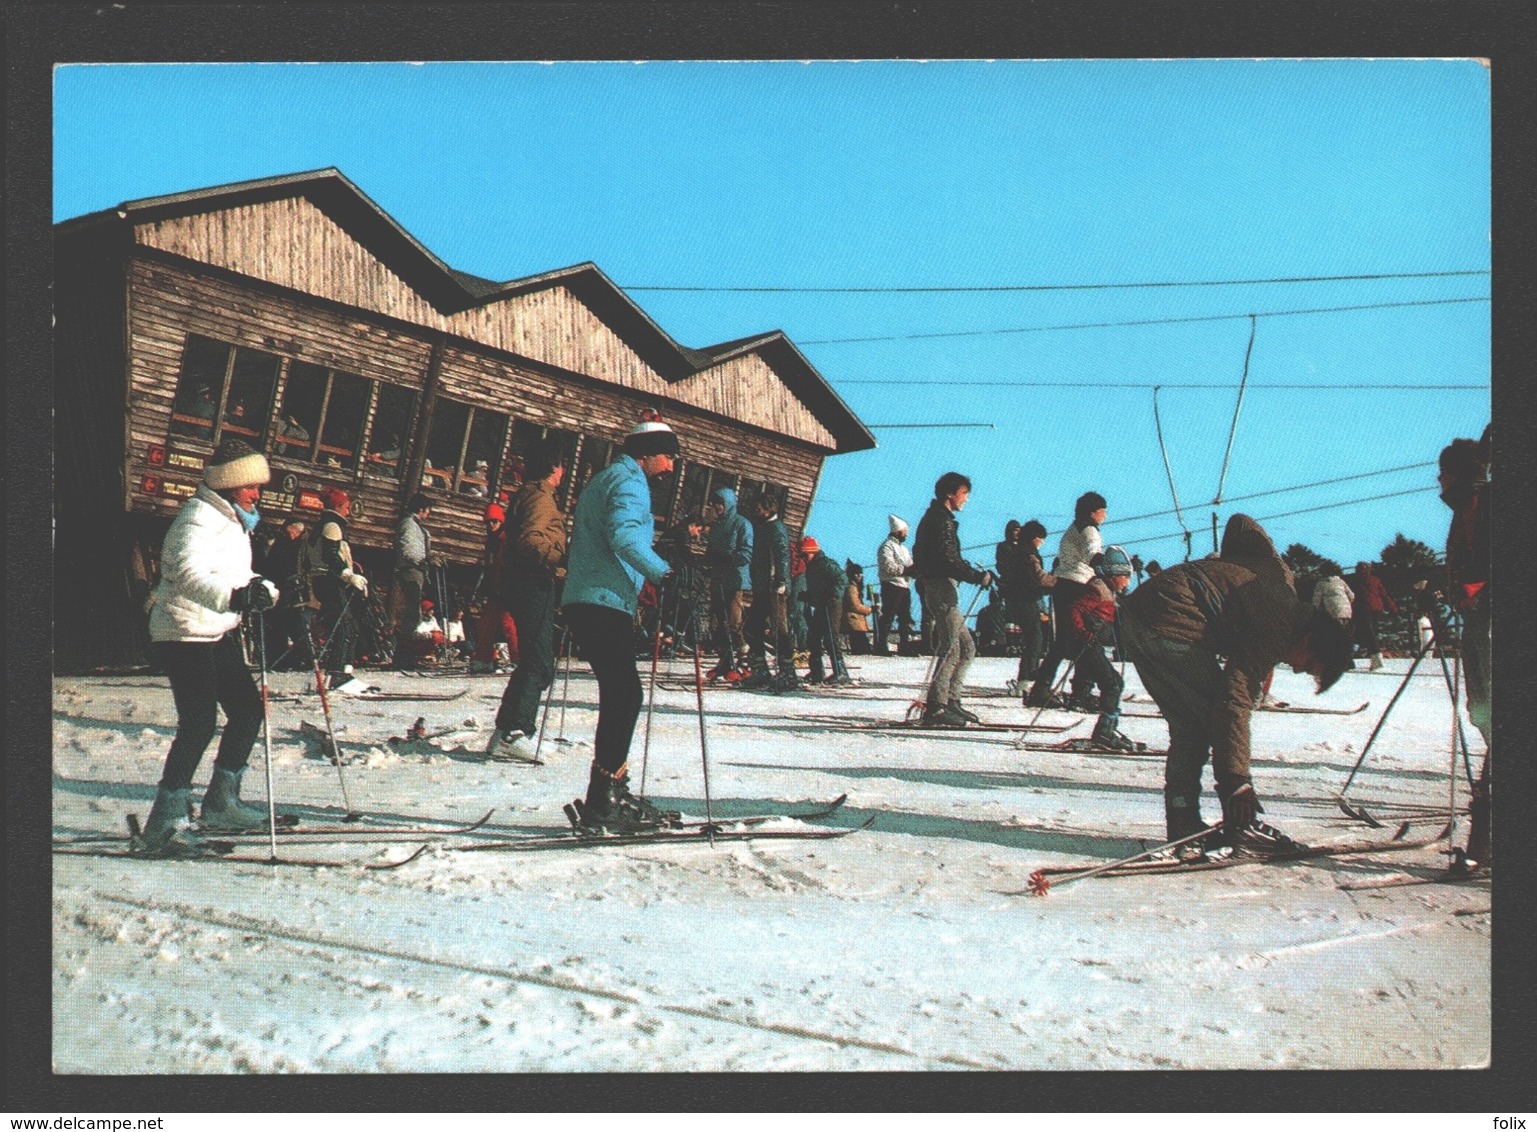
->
xmin=341 ymin=570 xmax=369 ymax=597
xmin=980 ymin=571 xmax=996 ymax=589
xmin=230 ymin=577 xmax=279 ymax=613
xmin=1218 ymin=779 xmax=1260 ymax=832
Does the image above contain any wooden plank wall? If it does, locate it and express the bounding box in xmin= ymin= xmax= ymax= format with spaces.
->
xmin=137 ymin=199 xmax=839 ymax=449
xmin=437 ymin=346 xmax=824 ymax=553
xmin=124 ymin=258 xmax=435 ymax=554
xmin=121 ymin=258 xmax=827 ymax=568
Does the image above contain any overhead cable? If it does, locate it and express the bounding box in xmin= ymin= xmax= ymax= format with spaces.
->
xmin=834 ymin=380 xmax=1488 ymax=390
xmin=799 ymin=296 xmax=1489 ymax=346
xmin=624 ymin=269 xmax=1488 ymax=294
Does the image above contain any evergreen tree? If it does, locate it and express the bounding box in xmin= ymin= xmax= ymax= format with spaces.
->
xmin=1380 ymin=532 xmax=1439 ymax=572
xmin=1283 ymin=542 xmax=1326 ymax=575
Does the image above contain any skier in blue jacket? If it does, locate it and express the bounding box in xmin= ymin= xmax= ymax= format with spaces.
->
xmin=704 ymin=486 xmax=753 ymax=680
xmin=562 ymin=419 xmax=679 ymax=829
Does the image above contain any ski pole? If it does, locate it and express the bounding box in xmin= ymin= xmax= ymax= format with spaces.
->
xmin=255 ymin=612 xmax=279 ymax=860
xmin=1013 ymin=641 xmax=1095 ymax=745
xmin=1336 ymin=640 xmax=1431 ymax=813
xmin=825 ymin=604 xmax=848 ymax=680
xmin=310 ymin=590 xmax=356 ymax=671
xmin=638 ymin=617 xmax=665 ymax=795
xmin=531 ymin=624 xmax=569 ymax=765
xmin=1428 ymin=612 xmax=1478 ymax=788
xmin=303 ymin=609 xmax=360 ymax=821
xmin=1024 ymin=822 xmax=1224 ymax=896
xmin=689 ymin=631 xmax=716 ymax=843
xmin=557 ymin=617 xmax=574 ymax=743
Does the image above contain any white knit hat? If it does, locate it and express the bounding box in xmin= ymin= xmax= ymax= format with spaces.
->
xmin=889 ymin=514 xmax=908 ymax=535
xmin=204 ymin=438 xmax=271 ymax=490
xmin=623 ymin=419 xmax=680 ymax=458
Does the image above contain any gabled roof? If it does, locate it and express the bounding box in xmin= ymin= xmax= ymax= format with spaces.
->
xmin=58 ymin=168 xmax=876 ymax=454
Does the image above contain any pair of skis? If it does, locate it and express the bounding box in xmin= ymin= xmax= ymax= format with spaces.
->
xmin=272 ymin=687 xmax=470 ymax=703
xmin=52 ymin=807 xmax=505 ymax=869
xmin=54 ymin=796 xmax=867 ymax=867
xmin=1120 ymin=693 xmax=1370 ymax=717
xmin=1012 ymin=820 xmax=1453 ymax=896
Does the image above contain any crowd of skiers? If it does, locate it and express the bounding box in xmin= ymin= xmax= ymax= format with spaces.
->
xmin=131 ymin=417 xmax=1491 ymax=877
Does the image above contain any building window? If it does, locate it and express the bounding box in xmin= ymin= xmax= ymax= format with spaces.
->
xmin=364 ymin=383 xmax=417 ymax=481
xmin=738 ymin=479 xmax=788 ymax=516
xmin=423 ymin=397 xmax=509 ymax=498
xmin=168 ymin=334 xmax=279 ymax=447
xmin=274 ymin=361 xmax=370 ymax=473
xmin=675 ymin=461 xmax=714 ymax=525
xmin=571 ymin=435 xmax=617 ymax=503
xmin=503 ymin=421 xmax=579 ymax=504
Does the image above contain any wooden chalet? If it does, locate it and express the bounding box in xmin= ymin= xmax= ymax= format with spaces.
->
xmin=54 ymin=168 xmax=875 ymax=672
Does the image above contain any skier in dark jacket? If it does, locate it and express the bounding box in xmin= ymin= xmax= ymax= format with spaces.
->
xmin=1119 ymin=514 xmax=1354 ymax=856
xmin=800 ymin=537 xmax=850 ymax=684
xmin=740 ymin=493 xmax=796 ymax=690
xmin=911 ymin=472 xmax=993 ymax=726
xmin=704 ymin=487 xmax=753 ymax=680
xmin=486 ymin=440 xmax=568 ymax=763
xmin=1439 ymin=429 xmax=1491 ymax=873
xmin=309 ymin=486 xmax=371 ymax=694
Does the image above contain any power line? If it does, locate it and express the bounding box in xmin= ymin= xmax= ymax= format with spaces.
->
xmin=799 ymin=295 xmax=1489 ymax=346
xmin=836 ymin=380 xmax=1488 ymax=390
xmin=624 ymin=269 xmax=1489 ymax=294
xmin=978 ymin=486 xmax=1437 ymax=556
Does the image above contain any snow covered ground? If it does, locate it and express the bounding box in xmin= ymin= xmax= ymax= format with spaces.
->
xmin=51 ymin=653 xmax=1490 ymax=1075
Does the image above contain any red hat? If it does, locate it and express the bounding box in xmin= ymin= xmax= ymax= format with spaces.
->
xmin=319 ymin=486 xmax=350 ymax=512
xmin=483 ymin=501 xmax=506 ymax=523
xmin=421 ymin=598 xmax=435 ymax=611
xmin=800 ymin=536 xmax=820 ymax=555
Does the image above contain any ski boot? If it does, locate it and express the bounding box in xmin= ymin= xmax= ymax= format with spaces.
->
xmin=1088 ymin=714 xmax=1139 ymax=752
xmin=1218 ymin=779 xmax=1305 ymax=857
xmin=577 ymin=766 xmax=678 ymax=833
xmin=133 ymin=787 xmax=216 ymax=857
xmin=738 ymin=661 xmax=775 ymax=690
xmin=199 ymin=767 xmax=276 ymax=833
xmin=1023 ymin=684 xmax=1066 ymax=710
xmin=486 ymin=728 xmax=542 ymax=764
xmin=920 ymin=701 xmax=968 ymax=728
xmin=1163 ymin=796 xmax=1216 ymax=862
xmin=1069 ymin=691 xmax=1102 ymax=714
xmin=948 ymin=700 xmax=981 ymax=724
xmin=772 ymin=671 xmax=804 ymax=694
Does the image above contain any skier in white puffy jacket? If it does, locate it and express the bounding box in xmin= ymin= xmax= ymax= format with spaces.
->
xmin=138 ymin=439 xmax=283 ymax=856
xmin=875 ymin=514 xmax=915 ymax=654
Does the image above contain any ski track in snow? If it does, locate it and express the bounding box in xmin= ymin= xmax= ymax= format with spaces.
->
xmin=52 ymin=657 xmax=1490 ymax=1072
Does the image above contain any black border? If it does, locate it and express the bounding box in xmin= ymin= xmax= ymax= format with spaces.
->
xmin=10 ymin=0 xmax=1534 ymax=1114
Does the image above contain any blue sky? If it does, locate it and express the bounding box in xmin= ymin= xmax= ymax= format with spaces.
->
xmin=54 ymin=59 xmax=1490 ymax=574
